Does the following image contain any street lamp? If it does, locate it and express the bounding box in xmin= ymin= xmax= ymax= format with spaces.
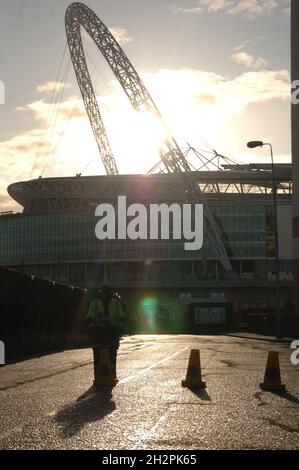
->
xmin=247 ymin=141 xmax=282 ymax=339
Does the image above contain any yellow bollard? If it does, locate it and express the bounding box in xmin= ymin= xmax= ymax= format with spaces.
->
xmin=182 ymin=349 xmax=206 ymax=388
xmin=94 ymin=348 xmax=117 ymax=387
xmin=260 ymin=351 xmax=286 ymax=392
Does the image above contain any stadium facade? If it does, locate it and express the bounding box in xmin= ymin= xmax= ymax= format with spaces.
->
xmin=0 ymin=165 xmax=293 ymax=314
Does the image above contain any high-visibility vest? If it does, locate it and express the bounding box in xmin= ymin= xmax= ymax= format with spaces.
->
xmin=86 ymin=297 xmax=125 ymax=327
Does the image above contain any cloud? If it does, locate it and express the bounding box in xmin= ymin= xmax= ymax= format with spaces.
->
xmin=233 ymin=35 xmax=267 ymax=52
xmin=231 ymin=51 xmax=268 ymax=70
xmin=0 ymin=130 xmax=52 ymax=159
xmin=172 ymin=6 xmax=203 ymax=14
xmin=282 ymin=0 xmax=290 ymax=16
xmin=171 ymin=0 xmax=283 ymax=19
xmin=228 ymin=0 xmax=279 ymax=17
xmin=37 ymin=81 xmax=72 ymax=94
xmin=16 ymin=98 xmax=87 ymax=123
xmin=138 ymin=67 xmax=290 ymax=159
xmin=81 ymin=26 xmax=132 ymax=47
xmin=0 ymin=97 xmax=94 ymax=211
xmin=141 ymin=68 xmax=289 ymax=112
xmin=0 ymin=66 xmax=290 ymax=210
xmin=0 ymin=129 xmax=53 ymax=211
xmin=222 ymin=69 xmax=290 ymax=105
xmin=108 ymin=27 xmax=132 ymax=46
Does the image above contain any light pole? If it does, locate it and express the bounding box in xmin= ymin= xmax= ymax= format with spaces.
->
xmin=247 ymin=141 xmax=282 ymax=339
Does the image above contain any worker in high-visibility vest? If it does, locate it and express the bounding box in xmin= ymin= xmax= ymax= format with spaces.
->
xmin=86 ymin=285 xmax=125 ymax=383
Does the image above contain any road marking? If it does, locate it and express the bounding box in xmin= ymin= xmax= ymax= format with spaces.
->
xmin=119 ymin=346 xmax=188 ymax=385
xmin=140 ymin=413 xmax=168 ymax=440
xmin=125 ymin=342 xmax=155 ymax=351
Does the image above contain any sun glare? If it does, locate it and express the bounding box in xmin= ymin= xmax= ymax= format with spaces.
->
xmin=59 ymin=102 xmax=170 ymax=175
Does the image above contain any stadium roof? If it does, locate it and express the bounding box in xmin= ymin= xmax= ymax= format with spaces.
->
xmin=7 ymin=166 xmax=292 ymax=213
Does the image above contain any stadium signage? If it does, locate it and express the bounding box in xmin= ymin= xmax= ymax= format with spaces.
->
xmin=95 ymin=196 xmax=203 ymax=251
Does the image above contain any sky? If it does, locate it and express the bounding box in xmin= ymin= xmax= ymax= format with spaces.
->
xmin=0 ymin=0 xmax=292 ymax=211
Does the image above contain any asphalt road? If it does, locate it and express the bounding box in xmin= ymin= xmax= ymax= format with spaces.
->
xmin=0 ymin=334 xmax=298 ymax=450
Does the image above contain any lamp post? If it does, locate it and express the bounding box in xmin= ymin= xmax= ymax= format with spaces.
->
xmin=247 ymin=141 xmax=282 ymax=339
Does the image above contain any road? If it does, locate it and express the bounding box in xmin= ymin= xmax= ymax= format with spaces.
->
xmin=0 ymin=334 xmax=298 ymax=450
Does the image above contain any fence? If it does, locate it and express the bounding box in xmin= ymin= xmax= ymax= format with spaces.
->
xmin=0 ymin=266 xmax=90 ymax=361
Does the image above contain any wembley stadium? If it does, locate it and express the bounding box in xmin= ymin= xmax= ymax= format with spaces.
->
xmin=0 ymin=2 xmax=295 ymax=322
xmin=0 ymin=163 xmax=293 ymax=317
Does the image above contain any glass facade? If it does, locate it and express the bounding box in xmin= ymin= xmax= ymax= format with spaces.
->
xmin=0 ymin=203 xmax=272 ymax=266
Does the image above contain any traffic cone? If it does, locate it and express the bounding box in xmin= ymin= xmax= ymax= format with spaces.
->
xmin=260 ymin=351 xmax=286 ymax=392
xmin=94 ymin=348 xmax=117 ymax=387
xmin=182 ymin=349 xmax=206 ymax=388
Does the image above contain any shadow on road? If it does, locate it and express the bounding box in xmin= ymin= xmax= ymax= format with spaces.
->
xmin=188 ymin=388 xmax=211 ymax=401
xmin=273 ymin=391 xmax=299 ymax=405
xmin=54 ymin=387 xmax=116 ymax=437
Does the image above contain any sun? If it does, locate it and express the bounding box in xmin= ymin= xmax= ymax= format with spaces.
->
xmin=51 ymin=104 xmax=170 ymax=176
xmin=105 ymin=107 xmax=170 ymax=174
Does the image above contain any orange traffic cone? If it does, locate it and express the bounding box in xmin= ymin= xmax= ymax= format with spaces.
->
xmin=260 ymin=351 xmax=286 ymax=392
xmin=182 ymin=349 xmax=206 ymax=388
xmin=94 ymin=348 xmax=117 ymax=387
